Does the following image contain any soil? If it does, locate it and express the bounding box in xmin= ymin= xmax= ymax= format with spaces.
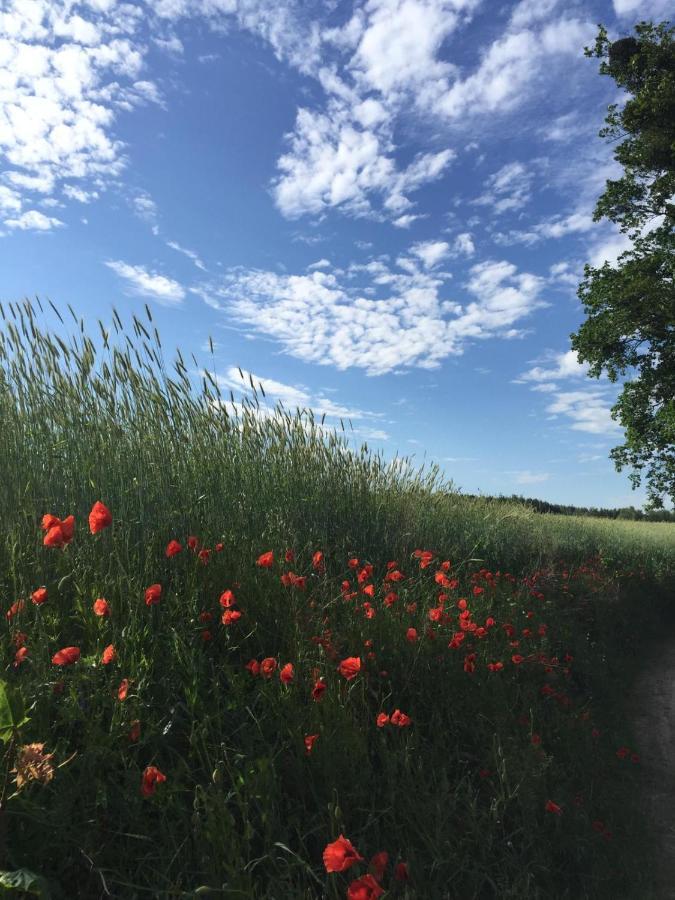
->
xmin=629 ymin=637 xmax=675 ymax=898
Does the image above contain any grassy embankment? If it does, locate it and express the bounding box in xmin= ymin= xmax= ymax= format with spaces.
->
xmin=0 ymin=299 xmax=673 ymax=898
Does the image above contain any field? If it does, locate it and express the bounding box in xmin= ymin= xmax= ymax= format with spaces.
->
xmin=0 ymin=300 xmax=673 ymax=899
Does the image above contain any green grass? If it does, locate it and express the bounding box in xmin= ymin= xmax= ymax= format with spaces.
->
xmin=0 ymin=299 xmax=673 ymax=898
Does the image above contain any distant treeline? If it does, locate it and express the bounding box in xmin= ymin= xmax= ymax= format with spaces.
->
xmin=470 ymin=494 xmax=675 ymax=523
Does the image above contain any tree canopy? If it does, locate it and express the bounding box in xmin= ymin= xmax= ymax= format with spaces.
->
xmin=571 ymin=20 xmax=674 ymax=508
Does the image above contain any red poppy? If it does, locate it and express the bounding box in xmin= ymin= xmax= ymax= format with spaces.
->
xmin=545 ymin=800 xmax=562 ymax=815
xmin=338 ymin=657 xmax=361 ymax=681
xmin=13 ymin=646 xmax=28 ymax=668
xmin=391 ymin=709 xmax=411 ymax=727
xmin=31 ymin=587 xmax=48 ymax=606
xmin=93 ymin=598 xmax=111 ymax=617
xmin=187 ymin=536 xmax=199 ymax=551
xmin=199 ymin=611 xmax=213 ymax=623
xmin=144 ymin=584 xmax=162 ymax=606
xmin=347 ymin=874 xmax=384 ymax=900
xmin=88 ymin=501 xmax=112 ymax=534
xmin=256 ymin=551 xmax=274 ymax=568
xmin=141 ymin=765 xmax=166 ymax=798
xmin=221 ymin=609 xmax=242 ymax=626
xmin=118 ymin=678 xmax=130 ymax=700
xmin=201 ymin=629 xmax=212 ymax=642
xmin=285 ymin=549 xmax=295 ymax=563
xmin=165 ymin=540 xmax=182 ymax=558
xmin=304 ymin=733 xmax=319 ymax=755
xmin=6 ymin=600 xmax=24 ymax=621
xmin=312 ymin=550 xmax=325 ymax=572
xmin=323 ymin=834 xmax=364 ymax=873
xmin=42 ymin=514 xmax=75 ymax=548
xmin=369 ymin=851 xmax=388 ymax=881
xmin=348 ymin=557 xmax=359 ymax=568
xmin=101 ymin=644 xmax=117 ymax=665
xmin=219 ymin=590 xmax=236 ymax=608
xmin=279 ymin=663 xmax=294 ymax=684
xmin=198 ymin=549 xmax=211 ymax=565
xmin=52 ymin=646 xmax=80 ymax=666
xmin=311 ymin=679 xmax=327 ymax=702
xmin=511 ymin=654 xmax=524 ymax=665
xmin=129 ymin=719 xmax=141 ymax=742
xmin=245 ymin=659 xmax=260 ymax=676
xmin=376 ymin=712 xmax=390 ymax=727
xmin=260 ymin=657 xmax=277 ymax=678
xmin=215 ymin=542 xmax=224 ymax=552
xmin=394 ymin=862 xmax=409 ymax=882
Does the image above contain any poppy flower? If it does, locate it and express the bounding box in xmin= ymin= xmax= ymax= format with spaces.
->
xmin=347 ymin=874 xmax=384 ymax=900
xmin=6 ymin=600 xmax=24 ymax=621
xmin=311 ymin=679 xmax=327 ymax=702
xmin=118 ymin=678 xmax=130 ymax=701
xmin=201 ymin=629 xmax=212 ymax=642
xmin=304 ymin=733 xmax=319 ymax=755
xmin=101 ymin=644 xmax=117 ymax=665
xmin=338 ymin=657 xmax=361 ymax=681
xmin=369 ymin=851 xmax=388 ymax=881
xmin=245 ymin=659 xmax=260 ymax=676
xmin=93 ymin=598 xmax=110 ymax=617
xmin=323 ymin=835 xmax=364 ymax=873
xmin=215 ymin=542 xmax=224 ymax=552
xmin=256 ymin=551 xmax=274 ymax=568
xmin=144 ymin=584 xmax=162 ymax=606
xmin=42 ymin=515 xmax=75 ymax=548
xmin=13 ymin=647 xmax=29 ymax=668
xmin=198 ymin=549 xmax=211 ymax=565
xmin=221 ymin=609 xmax=241 ymax=626
xmin=545 ymin=800 xmax=562 ymax=815
xmin=187 ymin=536 xmax=199 ymax=551
xmin=260 ymin=657 xmax=277 ymax=678
xmin=376 ymin=713 xmax=390 ymax=728
xmin=219 ymin=590 xmax=236 ymax=608
xmin=165 ymin=540 xmax=182 ymax=558
xmin=141 ymin=765 xmax=166 ymax=798
xmin=285 ymin=549 xmax=295 ymax=563
xmin=129 ymin=719 xmax=141 ymax=742
xmin=88 ymin=501 xmax=112 ymax=534
xmin=394 ymin=862 xmax=409 ymax=882
xmin=312 ymin=550 xmax=325 ymax=572
xmin=199 ymin=611 xmax=213 ymax=624
xmin=279 ymin=663 xmax=294 ymax=685
xmin=31 ymin=587 xmax=48 ymax=606
xmin=52 ymin=646 xmax=80 ymax=666
xmin=390 ymin=709 xmax=411 ymax=727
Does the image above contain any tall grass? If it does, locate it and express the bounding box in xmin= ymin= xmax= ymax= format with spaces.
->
xmin=0 ymin=298 xmax=673 ymax=898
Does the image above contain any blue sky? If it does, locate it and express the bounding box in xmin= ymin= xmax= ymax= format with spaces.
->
xmin=1 ymin=0 xmax=670 ymax=508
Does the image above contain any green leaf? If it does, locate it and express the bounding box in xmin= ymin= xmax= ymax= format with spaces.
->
xmin=0 ymin=869 xmax=51 ymax=898
xmin=0 ymin=681 xmax=25 ymax=743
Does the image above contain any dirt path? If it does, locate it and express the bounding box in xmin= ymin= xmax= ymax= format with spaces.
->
xmin=629 ymin=637 xmax=675 ymax=898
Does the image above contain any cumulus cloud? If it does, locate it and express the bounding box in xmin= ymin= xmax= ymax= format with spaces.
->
xmin=194 ymin=253 xmax=545 ymax=375
xmin=105 ymin=259 xmax=185 ymax=305
xmin=4 ymin=209 xmax=64 ymax=230
xmin=473 ymin=162 xmax=533 ymax=215
xmin=517 ymin=349 xmax=588 ymax=383
xmin=411 ymin=240 xmax=450 ymax=269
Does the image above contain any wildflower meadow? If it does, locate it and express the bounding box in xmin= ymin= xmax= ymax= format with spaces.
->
xmin=0 ymin=300 xmax=673 ymax=898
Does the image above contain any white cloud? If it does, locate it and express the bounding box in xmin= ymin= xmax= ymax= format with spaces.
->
xmin=518 ymin=349 xmax=588 ymax=383
xmin=307 ymin=258 xmax=331 ymax=270
xmin=411 ymin=240 xmax=450 ymax=269
xmin=0 ymin=0 xmax=147 ymax=211
xmin=473 ymin=161 xmax=533 ymax=214
xmin=63 ymin=184 xmax=98 ymax=203
xmin=454 ymin=232 xmax=475 ymax=256
xmin=510 ymin=470 xmax=550 ymax=485
xmin=105 ymin=259 xmax=185 ymax=305
xmin=588 ymin=231 xmax=632 ymax=269
xmin=167 ymin=239 xmax=206 ymax=270
xmin=195 ymin=253 xmax=544 ymax=375
xmin=546 ymin=389 xmax=620 ymax=435
xmin=613 ymin=0 xmax=672 ymax=18
xmin=4 ymin=209 xmax=64 ymax=230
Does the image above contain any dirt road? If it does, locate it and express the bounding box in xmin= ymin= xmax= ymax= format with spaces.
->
xmin=630 ymin=638 xmax=675 ymax=898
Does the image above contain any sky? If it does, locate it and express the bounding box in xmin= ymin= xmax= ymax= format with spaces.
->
xmin=1 ymin=0 xmax=670 ymax=509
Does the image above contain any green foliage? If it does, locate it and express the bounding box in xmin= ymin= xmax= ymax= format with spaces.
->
xmin=0 ymin=682 xmax=27 ymax=745
xmin=0 ymin=870 xmax=51 ymax=898
xmin=571 ymin=21 xmax=675 ymax=508
xmin=0 ymin=301 xmax=672 ymax=898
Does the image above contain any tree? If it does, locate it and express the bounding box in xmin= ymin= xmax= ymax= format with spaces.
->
xmin=570 ymin=21 xmax=675 ymax=508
